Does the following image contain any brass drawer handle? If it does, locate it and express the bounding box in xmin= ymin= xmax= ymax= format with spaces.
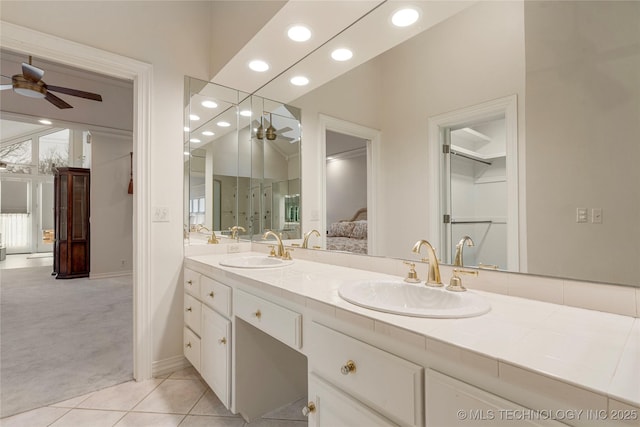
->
xmin=302 ymin=402 xmax=316 ymax=416
xmin=341 ymin=360 xmax=356 ymax=375
xmin=219 ymin=337 xmax=227 ymax=345
xmin=254 ymin=309 xmax=261 ymax=319
xmin=185 ymin=342 xmax=192 ymax=349
xmin=186 ymin=280 xmax=193 ymax=285
xmin=185 ymin=307 xmax=192 ymax=312
xmin=209 ymin=291 xmax=215 ymax=298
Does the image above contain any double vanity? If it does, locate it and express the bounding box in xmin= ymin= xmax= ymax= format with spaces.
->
xmin=183 ymin=246 xmax=639 ymax=426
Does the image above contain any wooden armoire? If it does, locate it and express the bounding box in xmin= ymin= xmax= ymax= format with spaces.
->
xmin=53 ymin=167 xmax=90 ymax=279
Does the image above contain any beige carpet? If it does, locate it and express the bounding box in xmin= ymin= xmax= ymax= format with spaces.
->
xmin=0 ymin=266 xmax=133 ymax=418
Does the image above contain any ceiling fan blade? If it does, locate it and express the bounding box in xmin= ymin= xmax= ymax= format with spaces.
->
xmin=1 ymin=84 xmax=13 ymax=90
xmin=47 ymin=85 xmax=103 ymax=102
xmin=22 ymin=62 xmax=45 ymax=82
xmin=45 ymin=92 xmax=73 ymax=109
xmin=276 ymin=126 xmax=294 ymax=134
xmin=47 ymin=85 xmax=102 ymax=102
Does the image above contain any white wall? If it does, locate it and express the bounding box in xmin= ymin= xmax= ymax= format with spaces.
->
xmin=90 ymin=131 xmax=133 ymax=277
xmin=0 ymin=1 xmax=212 ymax=366
xmin=294 ymin=1 xmax=526 ymax=259
xmin=524 ymin=1 xmax=640 ymax=285
xmin=326 ymin=154 xmax=367 ymax=227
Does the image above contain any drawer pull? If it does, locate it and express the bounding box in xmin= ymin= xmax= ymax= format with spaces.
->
xmin=185 ymin=342 xmax=192 ymax=349
xmin=302 ymin=402 xmax=316 ymax=417
xmin=209 ymin=291 xmax=215 ymax=298
xmin=254 ymin=309 xmax=262 ymax=319
xmin=341 ymin=360 xmax=356 ymax=375
xmin=219 ymin=337 xmax=227 ymax=345
xmin=185 ymin=307 xmax=192 ymax=312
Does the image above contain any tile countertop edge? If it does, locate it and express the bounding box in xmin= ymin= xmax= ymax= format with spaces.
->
xmin=184 ymin=253 xmax=640 ymax=409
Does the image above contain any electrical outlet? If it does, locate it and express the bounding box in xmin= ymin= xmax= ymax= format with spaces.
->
xmin=152 ymin=206 xmax=170 ymax=222
xmin=576 ymin=208 xmax=588 ymax=223
xmin=592 ymin=208 xmax=603 ymax=224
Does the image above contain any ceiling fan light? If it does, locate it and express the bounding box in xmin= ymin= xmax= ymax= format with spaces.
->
xmin=217 ymin=121 xmax=231 ymax=127
xmin=202 ymin=131 xmax=214 ymax=136
xmin=201 ymin=100 xmax=218 ymax=108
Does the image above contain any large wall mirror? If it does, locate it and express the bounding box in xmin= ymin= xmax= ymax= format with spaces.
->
xmin=248 ymin=0 xmax=638 ymax=287
xmin=184 ymin=77 xmax=301 ymax=244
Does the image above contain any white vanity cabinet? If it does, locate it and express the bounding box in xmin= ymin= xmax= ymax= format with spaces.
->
xmin=425 ymin=370 xmax=567 ymax=426
xmin=183 ymin=268 xmax=233 ymax=409
xmin=308 ymin=322 xmax=424 ymax=427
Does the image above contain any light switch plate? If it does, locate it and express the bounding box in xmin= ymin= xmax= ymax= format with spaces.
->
xmin=591 ymin=208 xmax=602 ymax=224
xmin=152 ymin=206 xmax=170 ymax=222
xmin=576 ymin=208 xmax=588 ymax=223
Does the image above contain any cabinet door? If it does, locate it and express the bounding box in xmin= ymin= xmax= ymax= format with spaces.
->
xmin=307 ymin=374 xmax=396 ymax=427
xmin=201 ymin=305 xmax=231 ymax=409
xmin=426 ymin=370 xmax=567 ymax=426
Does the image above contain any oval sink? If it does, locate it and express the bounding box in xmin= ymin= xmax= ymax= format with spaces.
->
xmin=219 ymin=255 xmax=293 ymax=269
xmin=338 ymin=280 xmax=490 ymax=318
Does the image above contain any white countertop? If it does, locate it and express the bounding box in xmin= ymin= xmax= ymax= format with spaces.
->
xmin=185 ymin=252 xmax=640 ymax=408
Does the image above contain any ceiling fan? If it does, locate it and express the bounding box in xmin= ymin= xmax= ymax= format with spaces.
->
xmin=0 ymin=56 xmax=103 ymax=109
xmin=255 ymin=113 xmax=295 ymax=142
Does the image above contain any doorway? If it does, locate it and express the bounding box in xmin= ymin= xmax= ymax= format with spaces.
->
xmin=319 ymin=115 xmax=380 ymax=255
xmin=428 ymin=95 xmax=519 ymax=271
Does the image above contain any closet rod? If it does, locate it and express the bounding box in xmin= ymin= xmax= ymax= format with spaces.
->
xmin=451 ymin=150 xmax=492 ymax=166
xmin=451 ymin=220 xmax=493 ymax=224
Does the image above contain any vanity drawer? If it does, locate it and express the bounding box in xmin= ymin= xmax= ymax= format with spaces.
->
xmin=184 ymin=268 xmax=201 ymax=297
xmin=183 ymin=326 xmax=201 ymax=372
xmin=184 ymin=293 xmax=201 ymax=335
xmin=309 ymin=322 xmax=423 ymax=427
xmin=200 ymin=275 xmax=232 ymax=317
xmin=235 ymin=289 xmax=302 ymax=349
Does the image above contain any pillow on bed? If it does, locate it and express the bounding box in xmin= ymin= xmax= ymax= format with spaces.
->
xmin=349 ymin=220 xmax=367 ymax=239
xmin=328 ymin=221 xmax=355 ymax=237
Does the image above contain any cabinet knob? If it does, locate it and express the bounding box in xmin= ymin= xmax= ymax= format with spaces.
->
xmin=185 ymin=307 xmax=192 ymax=312
xmin=254 ymin=309 xmax=261 ymax=319
xmin=185 ymin=342 xmax=192 ymax=348
xmin=340 ymin=360 xmax=356 ymax=375
xmin=302 ymin=402 xmax=316 ymax=417
xmin=219 ymin=337 xmax=227 ymax=345
xmin=187 ymin=280 xmax=192 ymax=285
xmin=209 ymin=291 xmax=215 ymax=298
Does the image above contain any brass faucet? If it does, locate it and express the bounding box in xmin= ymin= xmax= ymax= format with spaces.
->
xmin=263 ymin=230 xmax=289 ymax=259
xmin=412 ymin=239 xmax=443 ymax=287
xmin=229 ymin=225 xmax=246 ymax=240
xmin=197 ymin=225 xmax=219 ymax=244
xmin=454 ymin=236 xmax=475 ymax=267
xmin=302 ymin=229 xmax=321 ymax=248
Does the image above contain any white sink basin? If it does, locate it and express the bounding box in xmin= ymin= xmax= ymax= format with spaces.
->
xmin=338 ymin=280 xmax=490 ymax=318
xmin=219 ymin=255 xmax=293 ymax=269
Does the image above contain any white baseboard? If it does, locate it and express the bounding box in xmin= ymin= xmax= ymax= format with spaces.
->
xmin=90 ymin=270 xmax=133 ymax=279
xmin=152 ymin=355 xmax=191 ymax=377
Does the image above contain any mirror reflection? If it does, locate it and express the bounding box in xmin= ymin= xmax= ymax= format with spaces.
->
xmin=257 ymin=0 xmax=638 ymax=286
xmin=184 ymin=78 xmax=301 ymax=244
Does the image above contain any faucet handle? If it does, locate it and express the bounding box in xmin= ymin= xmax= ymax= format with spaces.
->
xmin=282 ymin=248 xmax=294 ymax=260
xmin=403 ymin=261 xmax=421 ymax=283
xmin=446 ymin=268 xmax=479 ymax=292
xmin=267 ymin=245 xmax=277 ymax=257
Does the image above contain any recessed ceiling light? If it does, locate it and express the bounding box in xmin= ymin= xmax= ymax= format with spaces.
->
xmin=331 ymin=48 xmax=353 ymax=62
xmin=190 ymin=138 xmax=201 ymax=143
xmin=287 ymin=25 xmax=311 ymax=42
xmin=290 ymin=76 xmax=309 ymax=86
xmin=239 ymin=110 xmax=252 ymax=117
xmin=249 ymin=60 xmax=269 ymax=72
xmin=391 ymin=8 xmax=420 ymax=27
xmin=184 ymin=127 xmax=190 ymax=132
xmin=202 ymin=131 xmax=215 ymax=136
xmin=201 ymin=100 xmax=218 ymax=108
xmin=39 ymin=119 xmax=52 ymax=125
xmin=217 ymin=121 xmax=231 ymax=127
xmin=184 ymin=151 xmax=190 ymax=156
xmin=189 ymin=114 xmax=200 ymax=121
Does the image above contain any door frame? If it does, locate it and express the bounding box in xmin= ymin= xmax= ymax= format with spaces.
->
xmin=1 ymin=21 xmax=153 ymax=380
xmin=427 ymin=95 xmax=520 ymax=272
xmin=319 ymin=115 xmax=380 ymax=255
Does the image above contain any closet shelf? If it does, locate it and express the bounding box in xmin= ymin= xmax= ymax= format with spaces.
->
xmin=450 ymin=144 xmax=506 ymax=165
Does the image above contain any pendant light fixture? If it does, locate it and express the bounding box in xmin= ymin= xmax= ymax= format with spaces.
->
xmin=256 ymin=116 xmax=264 ymax=140
xmin=266 ymin=113 xmax=277 ymax=141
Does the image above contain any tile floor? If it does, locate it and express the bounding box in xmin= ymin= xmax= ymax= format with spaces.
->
xmin=1 ymin=367 xmax=308 ymax=427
